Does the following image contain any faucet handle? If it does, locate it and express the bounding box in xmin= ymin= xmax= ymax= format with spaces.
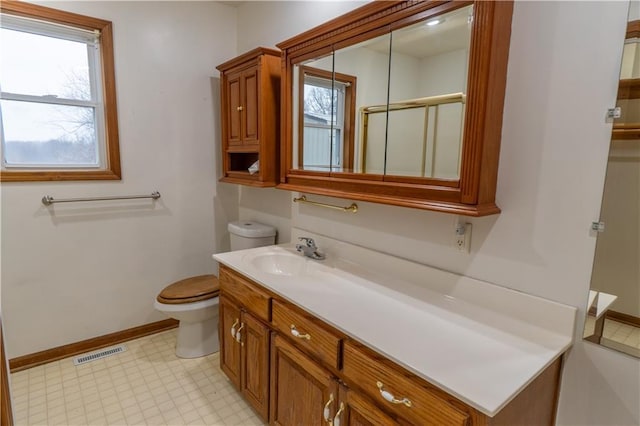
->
xmin=298 ymin=237 xmax=316 ymax=247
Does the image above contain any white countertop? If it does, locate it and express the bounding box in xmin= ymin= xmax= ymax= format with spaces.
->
xmin=213 ymin=235 xmax=576 ymax=417
xmin=588 ymin=290 xmax=618 ymax=319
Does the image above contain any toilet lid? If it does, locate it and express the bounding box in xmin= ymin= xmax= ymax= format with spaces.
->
xmin=157 ymin=275 xmax=220 ymax=304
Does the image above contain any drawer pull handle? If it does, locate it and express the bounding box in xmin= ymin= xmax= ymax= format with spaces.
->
xmin=322 ymin=393 xmax=334 ymax=424
xmin=230 ymin=318 xmax=239 ymax=338
xmin=376 ymin=381 xmax=413 ymax=408
xmin=237 ymin=106 xmax=243 ymax=111
xmin=290 ymin=324 xmax=311 ymax=340
xmin=333 ymin=402 xmax=345 ymax=426
xmin=235 ymin=323 xmax=245 ymax=345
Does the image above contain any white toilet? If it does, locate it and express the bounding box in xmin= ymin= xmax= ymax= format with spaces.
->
xmin=154 ymin=221 xmax=276 ymax=358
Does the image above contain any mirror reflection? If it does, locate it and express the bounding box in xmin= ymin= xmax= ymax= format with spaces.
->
xmin=333 ymin=32 xmax=391 ymax=174
xmin=293 ymin=53 xmax=334 ymax=171
xmin=291 ymin=5 xmax=474 ymax=179
xmin=384 ymin=5 xmax=472 ymax=178
xmin=583 ymin=14 xmax=640 ymax=358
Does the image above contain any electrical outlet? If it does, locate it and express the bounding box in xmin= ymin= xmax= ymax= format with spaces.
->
xmin=454 ymin=223 xmax=472 ymax=253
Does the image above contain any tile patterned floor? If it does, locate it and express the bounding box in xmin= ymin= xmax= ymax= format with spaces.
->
xmin=583 ymin=316 xmax=640 ymax=350
xmin=10 ymin=329 xmax=265 ymax=426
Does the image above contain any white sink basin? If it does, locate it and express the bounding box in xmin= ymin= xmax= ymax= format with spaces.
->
xmin=249 ymin=252 xmax=306 ymax=276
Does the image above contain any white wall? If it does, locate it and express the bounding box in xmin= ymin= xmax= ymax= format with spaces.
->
xmin=236 ymin=1 xmax=640 ymax=425
xmin=1 ymin=1 xmax=239 ymax=358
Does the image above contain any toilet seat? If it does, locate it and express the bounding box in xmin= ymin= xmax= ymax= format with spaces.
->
xmin=157 ymin=274 xmax=220 ymax=304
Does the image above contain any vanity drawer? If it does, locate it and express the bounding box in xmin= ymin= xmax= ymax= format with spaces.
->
xmin=219 ymin=266 xmax=271 ymax=322
xmin=342 ymin=341 xmax=470 ymax=426
xmin=271 ymin=300 xmax=342 ymax=369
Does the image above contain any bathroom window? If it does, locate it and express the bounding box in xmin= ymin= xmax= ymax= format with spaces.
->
xmin=0 ymin=2 xmax=121 ymax=181
xmin=300 ymin=66 xmax=356 ymax=172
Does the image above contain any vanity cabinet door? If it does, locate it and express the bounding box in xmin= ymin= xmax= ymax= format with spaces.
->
xmin=340 ymin=386 xmax=399 ymax=426
xmin=270 ymin=334 xmax=339 ymax=426
xmin=220 ymin=295 xmax=242 ymax=389
xmin=219 ymin=295 xmax=271 ymax=422
xmin=240 ymin=311 xmax=270 ymax=420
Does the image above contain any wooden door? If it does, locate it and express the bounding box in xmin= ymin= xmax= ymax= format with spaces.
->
xmin=226 ymin=70 xmax=242 ymax=146
xmin=242 ymin=66 xmax=259 ymax=145
xmin=270 ymin=334 xmax=338 ymax=426
xmin=240 ymin=311 xmax=270 ymax=421
xmin=339 ymin=386 xmax=399 ymax=426
xmin=219 ymin=296 xmax=241 ymax=389
xmin=1 ymin=318 xmax=13 ymax=426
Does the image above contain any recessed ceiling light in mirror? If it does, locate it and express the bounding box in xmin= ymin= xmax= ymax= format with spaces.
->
xmin=426 ymin=18 xmax=444 ymax=26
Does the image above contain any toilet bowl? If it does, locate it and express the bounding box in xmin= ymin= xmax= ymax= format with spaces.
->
xmin=155 ymin=221 xmax=276 ymax=359
xmin=154 ymin=275 xmax=220 ymax=358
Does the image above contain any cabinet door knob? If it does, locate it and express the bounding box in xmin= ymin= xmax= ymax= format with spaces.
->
xmin=237 ymin=106 xmax=243 ymax=111
xmin=333 ymin=402 xmax=345 ymax=426
xmin=290 ymin=324 xmax=311 ymax=340
xmin=323 ymin=393 xmax=334 ymax=424
xmin=376 ymin=381 xmax=412 ymax=407
xmin=235 ymin=323 xmax=245 ymax=345
xmin=230 ymin=318 xmax=239 ymax=338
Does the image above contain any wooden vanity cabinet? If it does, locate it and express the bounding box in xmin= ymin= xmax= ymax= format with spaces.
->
xmin=217 ymin=47 xmax=280 ymax=187
xmin=218 ymin=268 xmax=272 ymax=421
xmin=217 ymin=266 xmax=563 ymax=426
xmin=271 ymin=334 xmax=407 ymax=426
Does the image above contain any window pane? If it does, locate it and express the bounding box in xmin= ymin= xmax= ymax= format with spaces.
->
xmin=303 ymin=84 xmax=337 ymax=124
xmin=303 ymin=127 xmax=332 ymax=171
xmin=1 ymin=100 xmax=98 ymax=166
xmin=0 ymin=28 xmax=92 ymax=100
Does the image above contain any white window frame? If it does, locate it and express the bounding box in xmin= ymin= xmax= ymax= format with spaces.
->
xmin=303 ymin=75 xmax=346 ymax=170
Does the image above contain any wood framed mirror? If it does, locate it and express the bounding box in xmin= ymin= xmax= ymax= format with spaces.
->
xmin=277 ymin=0 xmax=514 ymax=216
xmin=583 ymin=16 xmax=640 ymax=359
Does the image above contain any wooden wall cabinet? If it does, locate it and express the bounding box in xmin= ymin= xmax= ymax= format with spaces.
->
xmin=218 ymin=265 xmax=563 ymax=425
xmin=217 ymin=47 xmax=280 ymax=186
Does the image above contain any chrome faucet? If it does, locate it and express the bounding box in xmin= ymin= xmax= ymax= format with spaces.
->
xmin=295 ymin=237 xmax=325 ymax=260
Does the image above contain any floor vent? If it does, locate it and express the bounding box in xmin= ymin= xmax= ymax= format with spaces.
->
xmin=73 ymin=345 xmax=126 ymax=366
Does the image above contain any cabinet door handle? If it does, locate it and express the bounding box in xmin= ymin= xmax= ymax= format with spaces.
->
xmin=333 ymin=402 xmax=345 ymax=426
xmin=237 ymin=106 xmax=243 ymax=111
xmin=290 ymin=324 xmax=311 ymax=340
xmin=322 ymin=393 xmax=334 ymax=424
xmin=235 ymin=323 xmax=245 ymax=346
xmin=230 ymin=318 xmax=239 ymax=338
xmin=376 ymin=381 xmax=412 ymax=407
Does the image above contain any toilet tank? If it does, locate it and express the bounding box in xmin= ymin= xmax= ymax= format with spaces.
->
xmin=228 ymin=221 xmax=276 ymax=251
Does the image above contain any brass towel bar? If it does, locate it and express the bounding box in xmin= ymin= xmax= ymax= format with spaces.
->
xmin=42 ymin=191 xmax=161 ymax=206
xmin=293 ymin=195 xmax=358 ymax=213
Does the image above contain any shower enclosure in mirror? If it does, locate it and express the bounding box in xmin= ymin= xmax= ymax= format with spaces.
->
xmin=583 ymin=11 xmax=640 ymax=358
xmin=277 ymin=1 xmax=513 ymax=216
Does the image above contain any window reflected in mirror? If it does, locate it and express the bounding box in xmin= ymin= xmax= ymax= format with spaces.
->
xmin=300 ymin=66 xmax=356 ymax=172
xmin=290 ymin=5 xmax=475 ymax=180
xmin=293 ymin=53 xmax=333 ymax=172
